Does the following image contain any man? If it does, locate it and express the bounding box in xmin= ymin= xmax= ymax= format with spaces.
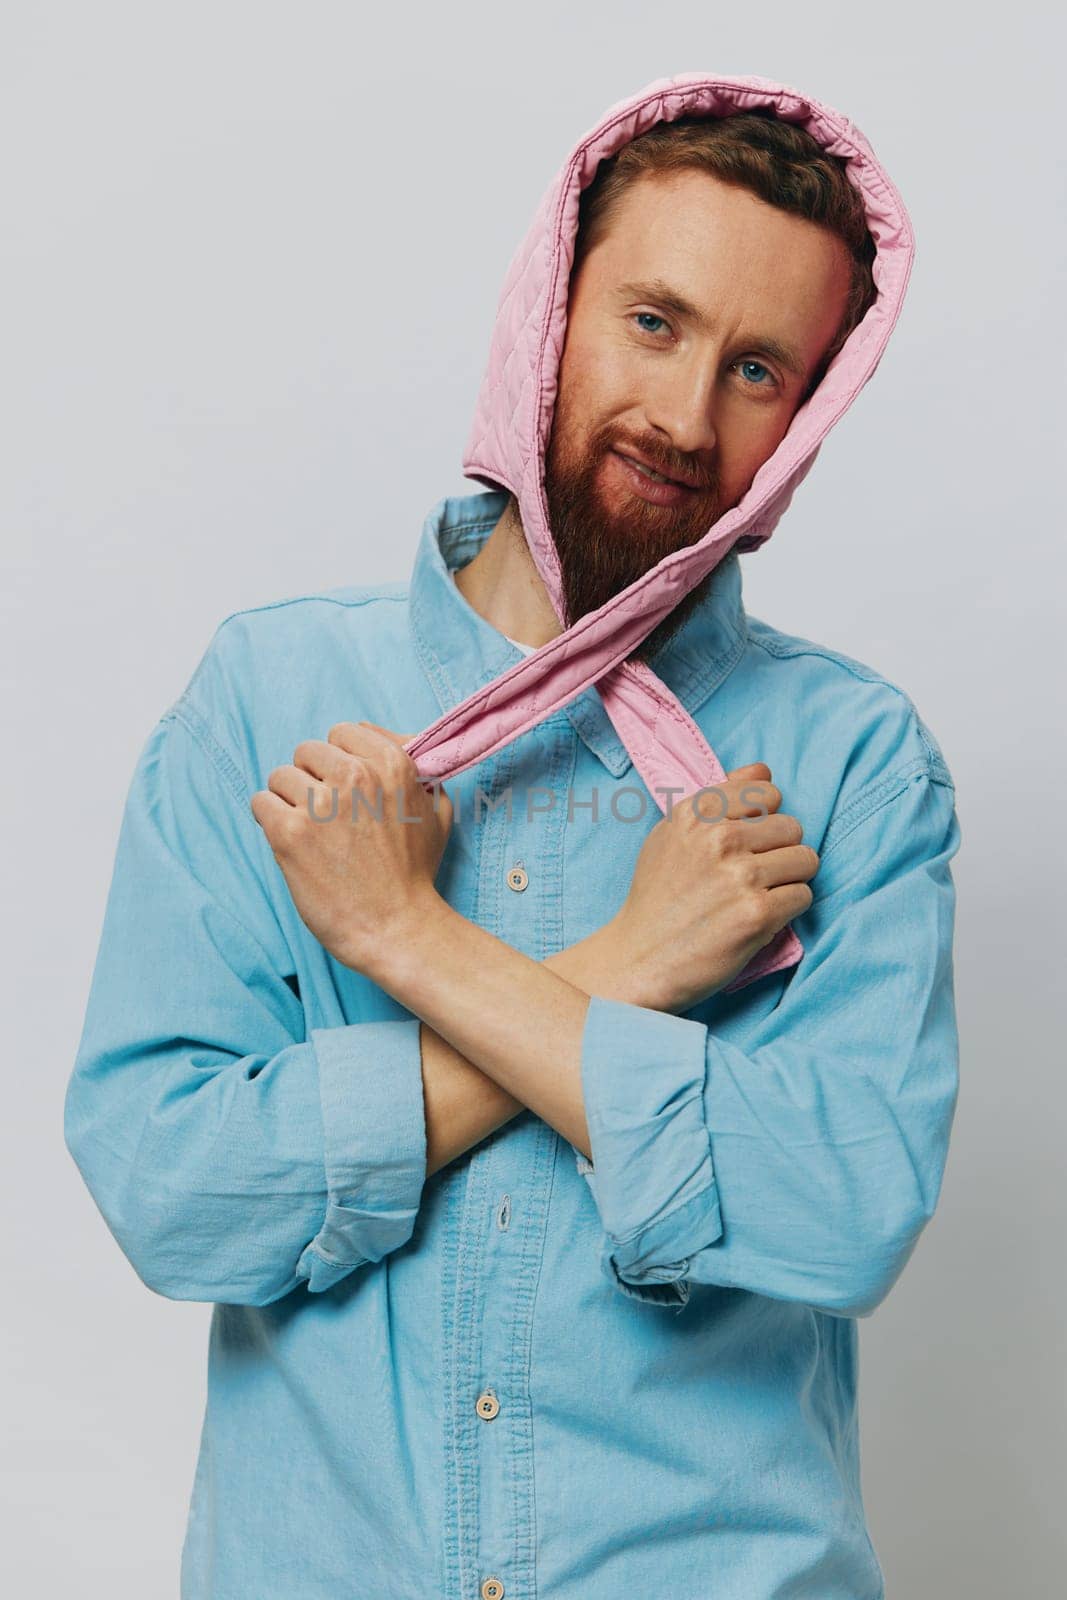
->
xmin=65 ymin=74 xmax=961 ymax=1599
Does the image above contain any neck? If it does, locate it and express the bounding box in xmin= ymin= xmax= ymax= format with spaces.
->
xmin=453 ymin=497 xmax=563 ymax=650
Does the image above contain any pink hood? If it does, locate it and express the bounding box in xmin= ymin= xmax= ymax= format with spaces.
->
xmin=403 ymin=72 xmax=915 ymax=992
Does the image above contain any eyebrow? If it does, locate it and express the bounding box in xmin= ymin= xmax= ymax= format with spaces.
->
xmin=615 ymin=276 xmax=807 ymax=380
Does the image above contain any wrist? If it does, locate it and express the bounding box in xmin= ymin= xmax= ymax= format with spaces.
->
xmin=549 ymin=914 xmax=661 ymax=1009
xmin=344 ymin=889 xmax=457 ymax=993
xmin=607 ymin=913 xmax=662 ymax=1009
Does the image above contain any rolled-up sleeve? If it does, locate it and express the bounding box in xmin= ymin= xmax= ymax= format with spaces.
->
xmin=576 ymin=753 xmax=961 ymax=1319
xmin=297 ymin=1021 xmax=427 ymax=1293
xmin=64 ymin=699 xmax=428 ymax=1305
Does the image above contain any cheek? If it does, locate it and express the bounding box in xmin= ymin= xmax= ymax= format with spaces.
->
xmin=562 ymin=326 xmax=635 ymax=405
xmin=715 ymin=401 xmax=793 ymax=493
xmin=721 ymin=396 xmax=792 ymax=459
xmin=553 ymin=356 xmax=621 ymax=455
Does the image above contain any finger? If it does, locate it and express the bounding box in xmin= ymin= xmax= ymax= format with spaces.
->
xmin=267 ymin=763 xmax=334 ymax=812
xmin=723 ymin=764 xmax=775 ymax=812
xmin=765 ymin=878 xmax=817 ymax=925
xmin=249 ymin=789 xmax=292 ymax=831
xmin=327 ymin=720 xmax=409 ymax=762
xmin=729 ymin=778 xmax=781 ymax=818
xmin=686 ymin=778 xmax=781 ymax=821
xmin=737 ymin=812 xmax=806 ymax=851
xmin=726 ymin=762 xmax=771 ymax=779
xmin=752 ymin=842 xmax=821 ymax=887
xmin=289 ymin=739 xmax=340 ymax=784
xmin=291 ymin=738 xmax=357 ymax=782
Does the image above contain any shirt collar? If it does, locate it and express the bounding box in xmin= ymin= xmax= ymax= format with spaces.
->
xmin=408 ymin=490 xmax=748 ymax=778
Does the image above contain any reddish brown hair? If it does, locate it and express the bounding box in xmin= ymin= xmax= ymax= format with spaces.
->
xmin=573 ymin=110 xmax=877 ymax=401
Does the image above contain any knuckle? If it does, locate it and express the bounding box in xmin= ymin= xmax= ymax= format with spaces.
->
xmin=688 ymin=787 xmax=727 ymax=824
xmin=740 ymin=890 xmax=769 ymax=935
xmin=715 ymin=817 xmax=747 ymax=854
xmin=270 ymin=813 xmax=299 ymax=854
xmin=742 ymin=780 xmax=779 ymax=813
xmin=383 ymin=746 xmax=410 ymax=783
xmin=744 ymin=854 xmax=766 ymax=890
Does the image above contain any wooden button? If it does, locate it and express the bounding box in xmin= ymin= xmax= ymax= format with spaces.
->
xmin=481 ymin=1580 xmax=505 ymax=1599
xmin=506 ymin=865 xmax=528 ymax=892
xmin=475 ymin=1390 xmax=500 ymax=1420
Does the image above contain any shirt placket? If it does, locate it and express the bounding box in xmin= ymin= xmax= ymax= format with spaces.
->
xmin=440 ymin=720 xmax=577 ymax=1600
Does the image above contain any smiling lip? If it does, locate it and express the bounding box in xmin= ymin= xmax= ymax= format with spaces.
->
xmin=613 ymin=449 xmax=699 ymax=489
xmin=609 ymin=450 xmax=702 ymax=508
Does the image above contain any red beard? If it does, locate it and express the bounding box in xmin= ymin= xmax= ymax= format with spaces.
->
xmin=544 ymin=419 xmax=726 ymax=666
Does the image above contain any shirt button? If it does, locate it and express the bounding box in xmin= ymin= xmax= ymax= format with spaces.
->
xmin=475 ymin=1390 xmax=500 ymax=1420
xmin=481 ymin=1580 xmax=505 ymax=1599
xmin=506 ymin=864 xmax=528 ymax=892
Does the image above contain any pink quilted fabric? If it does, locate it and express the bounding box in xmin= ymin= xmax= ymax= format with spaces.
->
xmin=403 ymin=72 xmax=915 ymax=993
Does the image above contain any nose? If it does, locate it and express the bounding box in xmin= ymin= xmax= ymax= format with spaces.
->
xmin=643 ymin=355 xmax=719 ymax=459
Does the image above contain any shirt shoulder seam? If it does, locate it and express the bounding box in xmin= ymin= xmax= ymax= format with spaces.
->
xmin=163 ymin=696 xmax=252 ymax=811
xmin=211 ymin=588 xmax=408 ymax=632
xmin=747 ymin=619 xmax=907 ymax=687
xmin=746 ymin=624 xmax=955 ymax=792
xmin=171 ymin=591 xmax=409 ymax=801
xmin=819 ymin=755 xmax=953 ymax=865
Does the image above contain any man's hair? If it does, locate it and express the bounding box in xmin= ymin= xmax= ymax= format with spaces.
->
xmin=573 ymin=110 xmax=878 ymax=402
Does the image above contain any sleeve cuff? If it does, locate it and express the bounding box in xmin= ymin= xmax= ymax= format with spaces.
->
xmin=576 ymin=996 xmax=723 ymax=1309
xmin=296 ymin=1018 xmax=427 ymax=1292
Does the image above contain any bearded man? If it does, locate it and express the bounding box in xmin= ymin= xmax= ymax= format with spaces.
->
xmin=66 ymin=76 xmax=960 ymax=1600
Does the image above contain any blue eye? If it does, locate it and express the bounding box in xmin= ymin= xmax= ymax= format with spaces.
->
xmin=631 ymin=318 xmax=779 ymax=390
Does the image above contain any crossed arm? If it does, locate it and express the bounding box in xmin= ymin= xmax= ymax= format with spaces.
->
xmin=398 ymin=919 xmax=632 ymax=1178
xmin=250 ymin=721 xmax=804 ymax=1181
xmin=65 ymin=701 xmax=960 ymax=1314
xmin=250 ymin=721 xmax=658 ymax=1175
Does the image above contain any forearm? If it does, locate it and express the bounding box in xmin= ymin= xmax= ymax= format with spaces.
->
xmin=409 ymin=916 xmax=635 ymax=1177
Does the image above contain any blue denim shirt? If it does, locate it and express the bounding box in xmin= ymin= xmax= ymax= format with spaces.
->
xmin=65 ymin=488 xmax=961 ymax=1599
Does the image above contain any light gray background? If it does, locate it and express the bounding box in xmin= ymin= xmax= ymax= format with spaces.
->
xmin=3 ymin=3 xmax=1062 ymax=1593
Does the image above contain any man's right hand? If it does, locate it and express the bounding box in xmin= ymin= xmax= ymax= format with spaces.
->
xmin=606 ymin=763 xmax=819 ymax=1014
